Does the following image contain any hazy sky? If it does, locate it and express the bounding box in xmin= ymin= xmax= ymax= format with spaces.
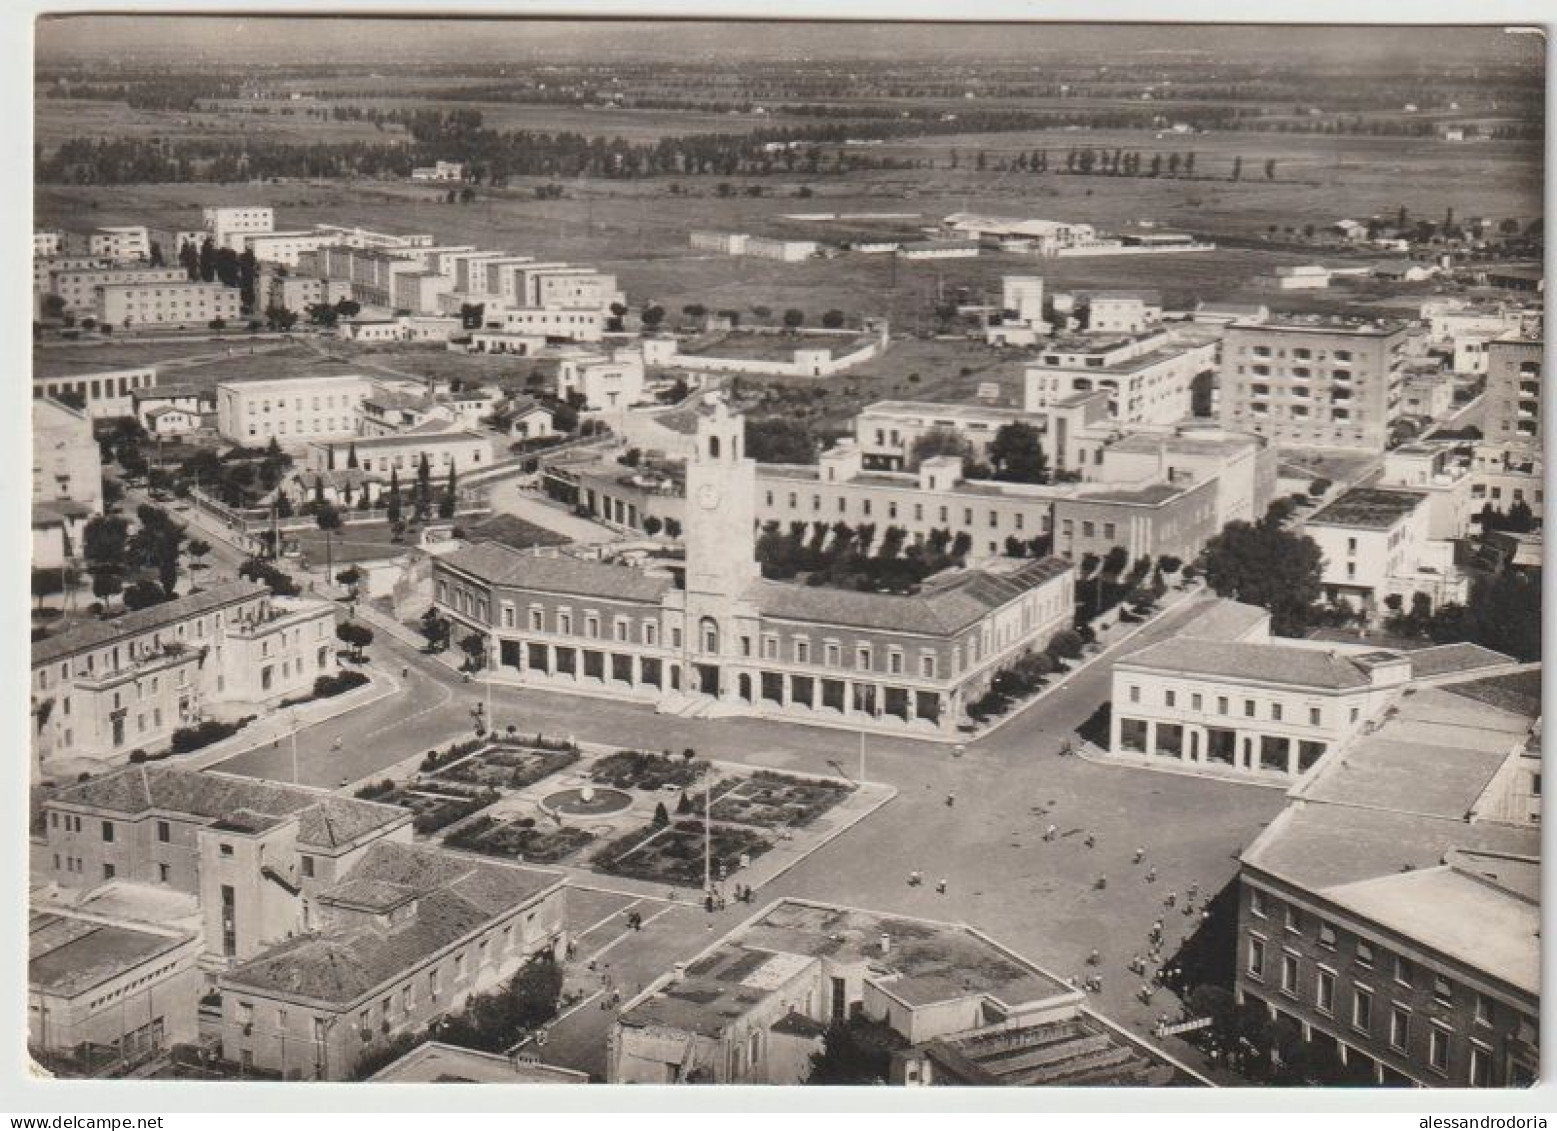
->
xmin=35 ymin=16 xmax=1540 ymax=68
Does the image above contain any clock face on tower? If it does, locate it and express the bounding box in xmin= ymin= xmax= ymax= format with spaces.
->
xmin=697 ymin=484 xmax=722 ymax=510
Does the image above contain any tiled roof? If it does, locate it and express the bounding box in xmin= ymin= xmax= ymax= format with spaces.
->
xmin=751 ymin=557 xmax=1071 ymax=637
xmin=29 ymin=912 xmax=192 ymax=997
xmin=1119 ymin=639 xmax=1381 ymax=689
xmin=222 ymin=843 xmax=560 ymax=1005
xmin=32 ymin=581 xmax=267 ymax=667
xmin=439 ymin=542 xmax=673 ymax=604
xmin=50 ymin=766 xmax=407 ymax=849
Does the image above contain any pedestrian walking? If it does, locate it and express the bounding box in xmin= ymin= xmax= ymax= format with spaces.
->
xmin=1044 ymin=824 xmax=1058 ymax=842
xmin=1094 ymin=874 xmax=1108 ymax=890
xmin=1134 ymin=847 xmax=1146 ymax=864
xmin=1087 ymin=949 xmax=1100 ymax=966
xmin=1146 ymin=866 xmax=1157 ymax=883
xmin=946 ymin=792 xmax=956 ymax=808
xmin=1166 ymin=891 xmax=1177 ymax=908
xmin=936 ymin=878 xmax=947 ymax=894
xmin=1187 ymin=882 xmax=1199 ymax=900
xmin=332 ymin=737 xmax=342 ymax=752
xmin=1084 ymin=832 xmax=1096 ymax=848
xmin=1183 ymin=901 xmax=1196 ymax=917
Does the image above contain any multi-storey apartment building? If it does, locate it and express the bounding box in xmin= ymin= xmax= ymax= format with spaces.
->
xmin=1482 ymin=335 xmax=1543 ymax=448
xmin=34 ymin=230 xmax=63 ymax=257
xmin=216 ymin=843 xmax=566 ymax=1080
xmin=95 ymin=281 xmax=241 ymax=329
xmin=203 ymin=206 xmax=274 ymax=249
xmin=851 ymin=393 xmax=1110 ymax=474
xmin=1472 ymin=444 xmax=1544 ymax=524
xmin=434 ymin=398 xmax=1074 ymax=739
xmin=85 ymin=226 xmax=152 ymax=262
xmin=261 ymin=270 xmax=353 ymax=313
xmin=30 ymin=581 xmax=339 ymax=777
xmin=557 ymin=351 xmax=646 ymax=411
xmin=1087 ymin=290 xmax=1162 ymax=334
xmin=215 ymin=375 xmax=377 ymax=444
xmin=1023 ymin=328 xmax=1210 ymax=425
xmin=1302 ymin=486 xmax=1464 ymax=613
xmin=47 ymin=266 xmax=189 ymax=316
xmin=481 ymin=306 xmax=605 ymax=342
xmin=32 ymin=365 xmax=158 ymax=420
xmin=1235 ymin=669 xmax=1540 ymax=1086
xmin=1218 ymin=317 xmax=1410 ymax=451
xmin=241 ymin=230 xmax=335 ymax=268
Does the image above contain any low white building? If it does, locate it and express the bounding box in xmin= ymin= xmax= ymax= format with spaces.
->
xmin=34 ymin=366 xmax=157 ymax=420
xmin=1110 ymin=633 xmax=1414 ymax=781
xmin=558 ymin=351 xmax=646 ymax=411
xmin=411 ymin=160 xmax=465 ymax=182
xmin=898 ymin=240 xmax=980 ymax=260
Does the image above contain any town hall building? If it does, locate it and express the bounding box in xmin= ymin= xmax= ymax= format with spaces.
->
xmin=432 ymin=396 xmax=1075 ymax=738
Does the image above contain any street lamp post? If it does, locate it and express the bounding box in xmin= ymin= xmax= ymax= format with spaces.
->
xmin=703 ymin=771 xmax=712 ymax=894
xmin=858 ymin=729 xmax=867 ymax=785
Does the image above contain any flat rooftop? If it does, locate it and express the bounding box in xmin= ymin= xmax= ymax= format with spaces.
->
xmin=1120 ymin=638 xmax=1385 ymax=690
xmin=30 ymin=912 xmax=192 ymax=999
xmin=1235 ymin=315 xmax=1408 ymax=336
xmin=621 ymin=901 xmax=1072 ymax=1039
xmin=1305 ymin=487 xmax=1426 ymax=529
xmin=369 ymin=1042 xmax=587 ymax=1084
xmin=860 ymin=400 xmax=1032 ymax=423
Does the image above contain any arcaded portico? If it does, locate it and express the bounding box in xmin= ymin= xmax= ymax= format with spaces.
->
xmin=433 ymin=395 xmax=1075 ymax=738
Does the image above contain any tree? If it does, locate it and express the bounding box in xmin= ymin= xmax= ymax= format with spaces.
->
xmin=745 ymin=418 xmax=815 ymax=464
xmin=643 ymin=515 xmax=663 ymax=536
xmin=386 ymin=466 xmax=402 ymax=524
xmin=178 ymin=240 xmax=200 ymax=281
xmin=458 ymin=632 xmax=487 ymax=672
xmin=640 ymin=304 xmax=666 ymax=330
xmin=198 ymin=236 xmax=216 ymax=283
xmin=421 ymin=608 xmax=452 ymax=653
xmin=440 ymin=464 xmax=458 ymax=519
xmin=821 ymin=309 xmax=846 ymax=329
xmin=186 ymin=538 xmax=211 ymax=571
xmin=782 ymin=308 xmax=806 ymax=331
xmin=806 ymin=1018 xmax=905 ymax=1085
xmin=91 ymin=569 xmax=123 ymax=612
xmin=664 ymin=517 xmax=682 ymax=539
xmin=336 ymin=621 xmax=374 ymax=661
xmin=122 ymin=579 xmax=167 ymax=611
xmin=336 ymin=566 xmax=363 ymax=599
xmin=83 ymin=514 xmax=129 ymax=569
xmin=987 ymin=421 xmax=1049 ymax=484
xmin=315 ymin=502 xmax=343 ymax=580
xmin=652 ymin=801 xmax=670 ymax=827
xmin=1203 ymin=519 xmax=1324 ymax=636
xmin=908 ymin=427 xmax=974 ymax=470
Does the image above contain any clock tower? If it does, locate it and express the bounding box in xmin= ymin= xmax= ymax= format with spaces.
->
xmin=684 ymin=394 xmax=759 ymax=599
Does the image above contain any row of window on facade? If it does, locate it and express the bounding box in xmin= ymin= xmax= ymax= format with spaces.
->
xmin=232 ymin=910 xmax=540 ymax=1038
xmin=1246 ymin=886 xmax=1505 ymax=1084
xmin=1244 ymin=346 xmax=1358 ymax=362
xmin=1126 ymin=684 xmax=1356 ymax=728
xmin=765 ymin=490 xmax=1049 ymax=532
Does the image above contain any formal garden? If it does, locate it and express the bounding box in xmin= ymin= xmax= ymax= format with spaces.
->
xmin=354 ymin=738 xmax=872 ymax=886
xmin=444 ymin=814 xmax=598 ymax=865
xmin=707 ymin=770 xmax=855 ymax=829
xmin=591 ymin=818 xmax=774 ymax=887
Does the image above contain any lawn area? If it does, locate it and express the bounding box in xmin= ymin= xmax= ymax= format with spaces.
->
xmin=290 ymin=522 xmax=417 ymax=566
xmin=354 ymin=779 xmax=500 ymax=836
xmin=591 ymin=818 xmax=772 ymax=887
xmin=461 ymin=513 xmax=571 ymax=552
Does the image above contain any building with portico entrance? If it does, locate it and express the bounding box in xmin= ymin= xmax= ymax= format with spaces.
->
xmin=431 ymin=395 xmax=1075 ymax=738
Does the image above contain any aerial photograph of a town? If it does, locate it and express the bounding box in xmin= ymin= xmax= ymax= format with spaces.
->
xmin=20 ymin=10 xmax=1547 ymax=1103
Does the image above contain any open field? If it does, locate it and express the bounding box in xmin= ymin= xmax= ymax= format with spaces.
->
xmin=34 ymin=97 xmax=412 ymax=149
